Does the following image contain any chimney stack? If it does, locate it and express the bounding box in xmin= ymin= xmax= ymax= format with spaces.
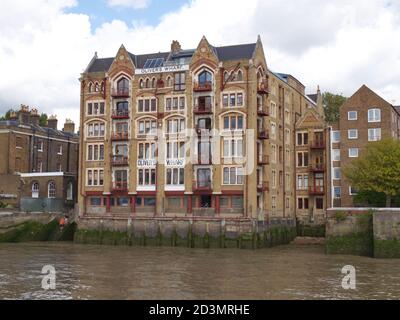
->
xmin=30 ymin=108 xmax=40 ymax=126
xmin=47 ymin=115 xmax=58 ymax=130
xmin=63 ymin=119 xmax=75 ymax=133
xmin=18 ymin=104 xmax=30 ymax=125
xmin=171 ymin=40 xmax=182 ymax=54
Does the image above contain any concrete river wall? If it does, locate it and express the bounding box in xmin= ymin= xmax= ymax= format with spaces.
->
xmin=326 ymin=209 xmax=400 ymax=258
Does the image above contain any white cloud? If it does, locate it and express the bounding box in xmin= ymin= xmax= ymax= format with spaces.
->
xmin=0 ymin=0 xmax=399 ymax=129
xmin=107 ymin=0 xmax=151 ymax=9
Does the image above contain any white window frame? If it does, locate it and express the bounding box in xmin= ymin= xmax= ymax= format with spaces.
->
xmin=348 ymin=148 xmax=359 ymax=158
xmin=57 ymin=145 xmax=63 ymax=155
xmin=221 ymin=91 xmax=245 ymax=108
xmin=48 ymin=182 xmax=56 ymax=199
xmin=166 ymin=167 xmax=185 ymax=186
xmin=137 ymin=97 xmax=157 ymax=113
xmin=86 ymin=100 xmax=105 ymax=116
xmin=32 ymin=182 xmax=39 ymax=198
xmin=348 ymin=111 xmax=358 ymax=121
xmin=223 ymin=138 xmax=244 ymax=158
xmin=333 ymin=149 xmax=341 ymax=161
xmin=333 ymin=167 xmax=341 ymax=180
xmin=348 ymin=129 xmax=358 ymax=140
xmin=222 ymin=166 xmax=244 ymax=185
xmin=349 ymin=186 xmax=358 ymax=196
xmin=368 ymin=128 xmax=381 ymax=142
xmin=368 ymin=108 xmax=381 ymax=123
xmin=37 ymin=140 xmax=43 ymax=152
xmin=332 ymin=131 xmax=340 ymax=143
xmin=87 ymin=143 xmax=105 ymax=161
xmin=86 ymin=168 xmax=104 ymax=187
xmin=333 ymin=187 xmax=341 ymax=199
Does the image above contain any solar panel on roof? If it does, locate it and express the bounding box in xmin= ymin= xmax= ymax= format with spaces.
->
xmin=154 ymin=58 xmax=164 ymax=67
xmin=143 ymin=59 xmax=153 ymax=68
xmin=143 ymin=58 xmax=164 ymax=69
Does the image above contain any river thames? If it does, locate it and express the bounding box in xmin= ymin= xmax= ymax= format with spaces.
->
xmin=0 ymin=242 xmax=399 ymax=300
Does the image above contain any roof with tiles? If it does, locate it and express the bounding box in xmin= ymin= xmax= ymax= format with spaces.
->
xmin=0 ymin=120 xmax=79 ymax=138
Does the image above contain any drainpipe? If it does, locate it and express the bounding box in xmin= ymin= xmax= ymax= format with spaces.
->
xmin=245 ymin=65 xmax=250 ymax=219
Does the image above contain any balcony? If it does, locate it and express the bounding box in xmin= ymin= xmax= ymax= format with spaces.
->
xmin=257 ymin=106 xmax=269 ymax=117
xmin=310 ymin=140 xmax=325 ymax=149
xmin=257 ymin=182 xmax=269 ymax=192
xmin=111 ymin=88 xmax=130 ymax=98
xmin=257 ymin=81 xmax=269 ymax=95
xmin=197 ymin=156 xmax=212 ymax=165
xmin=258 ymin=130 xmax=269 ymax=140
xmin=195 ymin=125 xmax=212 ymax=136
xmin=193 ymin=105 xmax=213 ymax=115
xmin=309 ymin=163 xmax=325 ymax=172
xmin=193 ymin=81 xmax=212 ymax=92
xmin=258 ymin=155 xmax=270 ymax=165
xmin=112 ymin=181 xmax=128 ymax=192
xmin=309 ymin=186 xmax=325 ymax=195
xmin=112 ymin=109 xmax=129 ymax=119
xmin=193 ymin=181 xmax=212 ymax=192
xmin=111 ymin=132 xmax=129 ymax=141
xmin=111 ymin=155 xmax=129 ymax=167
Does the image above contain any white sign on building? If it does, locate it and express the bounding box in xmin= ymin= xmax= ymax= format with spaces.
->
xmin=135 ymin=65 xmax=189 ymax=75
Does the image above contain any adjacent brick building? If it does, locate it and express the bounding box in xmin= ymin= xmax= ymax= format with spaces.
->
xmin=78 ymin=36 xmax=321 ymax=222
xmin=327 ymin=85 xmax=400 ymax=208
xmin=0 ymin=105 xmax=79 ymax=211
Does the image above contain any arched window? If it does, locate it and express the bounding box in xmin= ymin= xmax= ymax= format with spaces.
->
xmin=100 ymin=81 xmax=105 ymax=92
xmin=257 ymin=69 xmax=264 ymax=84
xmin=151 ymin=78 xmax=156 ymax=88
xmin=67 ymin=182 xmax=73 ymax=201
xmin=88 ymin=83 xmax=93 ymax=93
xmin=237 ymin=70 xmax=243 ymax=81
xmin=145 ymin=78 xmax=150 ymax=88
xmin=32 ymin=182 xmax=39 ymax=198
xmin=198 ymin=70 xmax=212 ymax=85
xmin=166 ymin=76 xmax=172 ymax=87
xmin=139 ymin=79 xmax=144 ymax=89
xmin=223 ymin=71 xmax=229 ymax=82
xmin=95 ymin=82 xmax=100 ymax=92
xmin=117 ymin=77 xmax=129 ymax=93
xmin=48 ymin=181 xmax=56 ymax=199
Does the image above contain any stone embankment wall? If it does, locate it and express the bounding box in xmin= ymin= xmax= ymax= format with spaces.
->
xmin=0 ymin=212 xmax=76 ymax=242
xmin=75 ymin=217 xmax=297 ymax=249
xmin=326 ymin=209 xmax=400 ymax=258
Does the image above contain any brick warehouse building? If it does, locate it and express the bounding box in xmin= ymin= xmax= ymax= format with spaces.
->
xmin=0 ymin=105 xmax=79 ymax=212
xmin=78 ymin=36 xmax=325 ymax=222
xmin=327 ymin=85 xmax=400 ymax=208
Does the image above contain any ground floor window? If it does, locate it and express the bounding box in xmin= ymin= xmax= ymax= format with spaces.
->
xmin=89 ymin=197 xmax=102 ymax=206
xmin=298 ymin=197 xmax=309 ymax=210
xmin=136 ymin=197 xmax=156 ymax=207
xmin=32 ymin=182 xmax=39 ymax=198
xmin=220 ymin=195 xmax=244 ymax=209
xmin=167 ymin=196 xmax=186 ymax=209
xmin=316 ymin=197 xmax=324 ymax=210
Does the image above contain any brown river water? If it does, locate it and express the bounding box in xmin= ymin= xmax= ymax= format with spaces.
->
xmin=0 ymin=242 xmax=399 ymax=300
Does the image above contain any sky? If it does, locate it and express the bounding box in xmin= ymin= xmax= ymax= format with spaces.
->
xmin=0 ymin=0 xmax=399 ymax=128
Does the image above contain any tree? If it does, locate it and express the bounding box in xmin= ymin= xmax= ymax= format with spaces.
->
xmin=39 ymin=113 xmax=48 ymax=127
xmin=0 ymin=109 xmax=15 ymax=121
xmin=344 ymin=139 xmax=400 ymax=207
xmin=323 ymin=92 xmax=347 ymax=124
